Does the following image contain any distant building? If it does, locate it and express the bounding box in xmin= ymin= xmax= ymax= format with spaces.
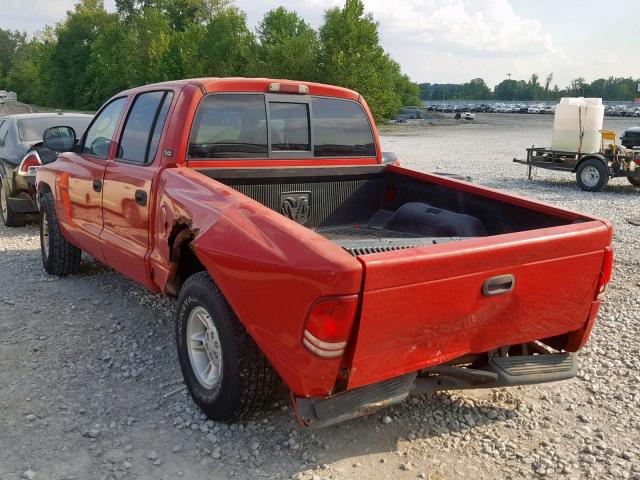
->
xmin=0 ymin=90 xmax=18 ymax=102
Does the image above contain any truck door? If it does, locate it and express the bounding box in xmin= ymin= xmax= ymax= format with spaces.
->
xmin=57 ymin=97 xmax=127 ymax=262
xmin=100 ymin=90 xmax=173 ymax=287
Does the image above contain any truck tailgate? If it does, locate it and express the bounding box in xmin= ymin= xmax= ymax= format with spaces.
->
xmin=347 ymin=220 xmax=611 ymax=389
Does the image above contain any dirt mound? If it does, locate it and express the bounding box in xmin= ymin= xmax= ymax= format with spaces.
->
xmin=0 ymin=100 xmax=34 ymax=116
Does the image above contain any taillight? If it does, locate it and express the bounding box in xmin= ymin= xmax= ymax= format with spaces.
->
xmin=18 ymin=153 xmax=42 ymax=176
xmin=268 ymin=82 xmax=309 ymax=94
xmin=596 ymin=246 xmax=614 ymax=298
xmin=302 ymin=296 xmax=358 ymax=358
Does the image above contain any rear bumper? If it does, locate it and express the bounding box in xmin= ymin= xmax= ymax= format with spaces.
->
xmin=294 ymin=352 xmax=576 ymax=428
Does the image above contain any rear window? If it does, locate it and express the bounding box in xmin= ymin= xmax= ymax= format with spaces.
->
xmin=312 ymin=98 xmax=375 ymax=157
xmin=188 ymin=94 xmax=268 ymax=159
xmin=18 ymin=116 xmax=92 ymax=143
xmin=188 ymin=94 xmax=376 ymax=160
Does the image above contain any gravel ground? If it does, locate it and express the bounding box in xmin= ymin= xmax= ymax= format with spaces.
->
xmin=1 ymin=113 xmax=639 ymax=480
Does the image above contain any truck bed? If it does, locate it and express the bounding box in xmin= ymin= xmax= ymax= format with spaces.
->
xmin=199 ymin=164 xmax=577 ymax=256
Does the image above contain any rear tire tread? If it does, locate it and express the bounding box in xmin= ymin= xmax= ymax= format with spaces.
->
xmin=177 ymin=271 xmax=277 ymax=421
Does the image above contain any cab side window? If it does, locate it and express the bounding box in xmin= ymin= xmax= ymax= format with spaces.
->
xmin=82 ymin=97 xmax=127 ymax=159
xmin=118 ymin=91 xmax=173 ymax=164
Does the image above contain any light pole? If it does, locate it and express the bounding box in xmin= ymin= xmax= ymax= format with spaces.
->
xmin=507 ymin=73 xmax=515 ymax=102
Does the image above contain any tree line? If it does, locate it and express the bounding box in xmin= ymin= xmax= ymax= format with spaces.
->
xmin=420 ymin=74 xmax=640 ymax=102
xmin=0 ymin=0 xmax=421 ymax=121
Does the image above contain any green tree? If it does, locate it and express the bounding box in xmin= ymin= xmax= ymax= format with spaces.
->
xmin=176 ymin=22 xmax=207 ymax=77
xmin=319 ymin=0 xmax=416 ymax=120
xmin=569 ymin=77 xmax=587 ymax=96
xmin=156 ymin=0 xmax=207 ymax=31
xmin=49 ymin=0 xmax=117 ymax=109
xmin=86 ymin=17 xmax=133 ymax=106
xmin=543 ymin=73 xmax=553 ymax=96
xmin=256 ymin=7 xmax=319 ymax=80
xmin=0 ymin=28 xmax=26 ymax=87
xmin=126 ymin=8 xmax=173 ymax=85
xmin=195 ymin=6 xmax=258 ymax=77
xmin=463 ymin=78 xmax=491 ymax=100
xmin=395 ymin=71 xmax=421 ymax=106
xmin=529 ymin=73 xmax=540 ymax=100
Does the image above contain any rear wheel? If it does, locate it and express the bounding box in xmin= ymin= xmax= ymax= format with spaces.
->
xmin=175 ymin=271 xmax=277 ymax=421
xmin=0 ymin=182 xmax=26 ymax=227
xmin=628 ymin=176 xmax=640 ymax=187
xmin=576 ymin=159 xmax=609 ymax=192
xmin=40 ymin=191 xmax=81 ymax=275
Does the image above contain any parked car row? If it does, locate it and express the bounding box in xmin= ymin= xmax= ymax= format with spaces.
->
xmin=425 ymin=103 xmax=556 ymax=114
xmin=605 ymin=105 xmax=640 ymax=117
xmin=425 ymin=103 xmax=640 ymax=117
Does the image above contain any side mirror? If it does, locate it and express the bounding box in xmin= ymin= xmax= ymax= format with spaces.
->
xmin=43 ymin=126 xmax=77 ymax=151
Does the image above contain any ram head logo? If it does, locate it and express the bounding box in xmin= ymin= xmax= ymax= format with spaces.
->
xmin=280 ymin=192 xmax=311 ymax=225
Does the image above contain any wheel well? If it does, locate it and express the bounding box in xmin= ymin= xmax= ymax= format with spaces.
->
xmin=36 ymin=182 xmax=52 ymax=207
xmin=165 ymin=221 xmax=206 ymax=297
xmin=574 ymin=155 xmax=608 ymax=173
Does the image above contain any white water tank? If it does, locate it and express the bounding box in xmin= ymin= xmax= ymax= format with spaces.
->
xmin=550 ymin=97 xmax=604 ymax=153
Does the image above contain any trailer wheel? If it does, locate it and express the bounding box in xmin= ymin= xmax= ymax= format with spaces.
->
xmin=175 ymin=271 xmax=277 ymax=422
xmin=576 ymin=159 xmax=609 ymax=192
xmin=628 ymin=176 xmax=640 ymax=187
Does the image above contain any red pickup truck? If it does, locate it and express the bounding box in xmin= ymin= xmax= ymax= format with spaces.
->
xmin=36 ymin=78 xmax=613 ymax=428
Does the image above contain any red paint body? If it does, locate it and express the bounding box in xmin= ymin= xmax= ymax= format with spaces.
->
xmin=36 ymin=78 xmax=613 ymax=400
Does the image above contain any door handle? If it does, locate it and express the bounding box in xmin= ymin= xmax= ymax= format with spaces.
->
xmin=482 ymin=274 xmax=515 ymax=296
xmin=134 ymin=190 xmax=147 ymax=206
xmin=92 ymin=178 xmax=102 ymax=192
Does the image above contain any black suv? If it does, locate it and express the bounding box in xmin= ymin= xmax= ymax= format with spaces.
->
xmin=621 ymin=126 xmax=640 ymax=149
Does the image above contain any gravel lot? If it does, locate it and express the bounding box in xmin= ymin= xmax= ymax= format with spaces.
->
xmin=1 ymin=114 xmax=639 ymax=480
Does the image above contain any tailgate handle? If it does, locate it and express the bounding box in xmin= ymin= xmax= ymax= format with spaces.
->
xmin=482 ymin=274 xmax=515 ymax=296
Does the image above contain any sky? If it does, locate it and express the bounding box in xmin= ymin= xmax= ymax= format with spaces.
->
xmin=1 ymin=0 xmax=638 ymax=89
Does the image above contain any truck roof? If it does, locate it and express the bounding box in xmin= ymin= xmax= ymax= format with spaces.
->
xmin=121 ymin=77 xmax=361 ymax=102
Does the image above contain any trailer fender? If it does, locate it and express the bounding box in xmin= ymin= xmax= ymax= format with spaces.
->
xmin=573 ymin=154 xmax=609 ymax=174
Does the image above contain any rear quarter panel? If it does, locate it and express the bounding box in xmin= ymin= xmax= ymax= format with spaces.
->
xmin=149 ymin=167 xmax=363 ymax=397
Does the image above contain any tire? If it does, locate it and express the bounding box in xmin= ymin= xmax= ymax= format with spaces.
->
xmin=40 ymin=191 xmax=81 ymax=275
xmin=175 ymin=271 xmax=277 ymax=422
xmin=628 ymin=176 xmax=640 ymax=187
xmin=0 ymin=181 xmax=26 ymax=227
xmin=576 ymin=159 xmax=609 ymax=192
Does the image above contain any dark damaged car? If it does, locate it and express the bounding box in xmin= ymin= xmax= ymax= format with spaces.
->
xmin=0 ymin=113 xmax=92 ymax=226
